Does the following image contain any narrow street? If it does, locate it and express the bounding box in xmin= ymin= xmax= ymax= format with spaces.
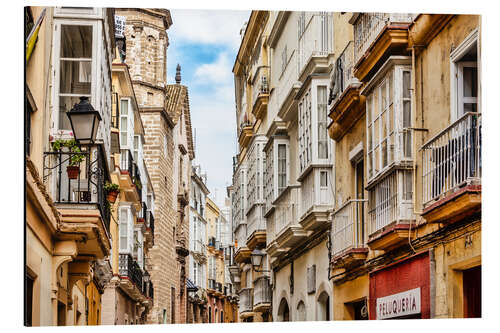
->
xmin=24 ymin=5 xmax=482 ymax=327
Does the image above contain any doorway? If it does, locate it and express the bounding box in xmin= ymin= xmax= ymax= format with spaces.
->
xmin=463 ymin=265 xmax=481 ymax=318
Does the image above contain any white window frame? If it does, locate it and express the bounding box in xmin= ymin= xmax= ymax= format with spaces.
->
xmin=364 ymin=59 xmax=412 ymax=183
xmin=52 ymin=20 xmax=98 ymax=134
xmin=450 ymin=28 xmax=480 ymax=121
xmin=119 ymin=205 xmax=133 ymax=253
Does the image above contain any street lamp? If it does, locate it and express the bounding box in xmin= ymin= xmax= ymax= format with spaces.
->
xmin=143 ymin=270 xmax=150 ymax=284
xmin=251 ymin=248 xmax=270 ymax=272
xmin=67 ymin=96 xmax=102 ymax=144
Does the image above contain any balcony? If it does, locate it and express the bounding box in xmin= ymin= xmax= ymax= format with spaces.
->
xmin=246 ymin=204 xmax=266 ymax=250
xmin=208 ymin=278 xmax=217 ymax=291
xmin=238 ymin=288 xmax=254 ymax=317
xmin=251 ymin=66 xmax=270 ymax=120
xmin=253 ymin=276 xmax=271 ymax=313
xmin=328 ymin=41 xmax=365 ymax=142
xmin=137 ymin=201 xmax=147 ymax=222
xmin=352 ymin=13 xmax=414 ymax=81
xmin=267 ymin=185 xmax=307 ymax=259
xmin=234 ymin=223 xmax=251 ymax=264
xmin=119 ymin=149 xmax=141 ymax=205
xmin=43 ymin=144 xmax=111 ymax=258
xmin=238 ymin=122 xmax=254 ymax=150
xmin=331 ymin=199 xmax=368 ymax=269
xmin=276 ymin=49 xmax=301 ymax=122
xmin=299 ymin=169 xmax=333 ymax=232
xmin=297 ymin=12 xmax=333 ymax=82
xmin=421 ymin=112 xmax=481 ymax=224
xmin=366 ymin=169 xmax=415 ymax=251
xmin=118 ymin=253 xmax=147 ymax=301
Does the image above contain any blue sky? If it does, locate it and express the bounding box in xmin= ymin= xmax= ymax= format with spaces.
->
xmin=166 ymin=9 xmax=250 ymax=206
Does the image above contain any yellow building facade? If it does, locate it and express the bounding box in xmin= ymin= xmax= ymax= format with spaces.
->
xmin=25 ymin=6 xmax=115 ymax=326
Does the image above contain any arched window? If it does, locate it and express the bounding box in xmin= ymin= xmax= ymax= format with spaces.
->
xmin=297 ymin=301 xmax=306 ymax=321
xmin=208 ymin=306 xmax=211 ymax=323
xmin=317 ymin=291 xmax=330 ymax=321
xmin=277 ymin=298 xmax=290 ymax=322
xmin=215 ymin=309 xmax=218 ymax=323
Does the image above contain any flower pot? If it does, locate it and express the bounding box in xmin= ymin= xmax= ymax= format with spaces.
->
xmin=107 ymin=190 xmax=119 ymax=204
xmin=66 ymin=165 xmax=80 ymax=179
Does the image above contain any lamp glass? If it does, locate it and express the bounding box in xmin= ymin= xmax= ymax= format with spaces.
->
xmin=250 ymin=249 xmax=264 ymax=269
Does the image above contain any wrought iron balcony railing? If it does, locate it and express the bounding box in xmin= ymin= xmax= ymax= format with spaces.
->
xmin=331 ymin=199 xmax=367 ymax=256
xmin=329 ymin=41 xmax=357 ymax=105
xmin=43 ymin=144 xmax=110 ymax=233
xmin=367 ymin=169 xmax=414 ymax=235
xmin=253 ymin=276 xmax=271 ymax=307
xmin=353 ymin=13 xmax=414 ymax=67
xmin=251 ymin=66 xmax=270 ymax=109
xmin=118 ymin=253 xmax=143 ymax=291
xmin=422 ymin=112 xmax=481 ymax=205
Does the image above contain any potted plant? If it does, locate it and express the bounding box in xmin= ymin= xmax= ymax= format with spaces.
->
xmin=65 ymin=140 xmax=84 ymax=179
xmin=104 ymin=182 xmax=120 ymax=203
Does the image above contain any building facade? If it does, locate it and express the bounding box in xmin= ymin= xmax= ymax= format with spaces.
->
xmin=115 ymin=8 xmax=195 ymax=324
xmin=230 ymin=10 xmax=335 ymax=322
xmin=25 ymin=6 xmax=115 ymax=326
xmin=100 ymin=53 xmax=155 ymax=325
xmin=229 ymin=10 xmax=481 ymax=321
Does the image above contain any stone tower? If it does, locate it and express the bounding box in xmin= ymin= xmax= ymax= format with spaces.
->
xmin=115 ymin=8 xmax=178 ymax=324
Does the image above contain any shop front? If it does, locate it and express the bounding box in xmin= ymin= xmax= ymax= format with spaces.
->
xmin=369 ymin=251 xmax=431 ymax=320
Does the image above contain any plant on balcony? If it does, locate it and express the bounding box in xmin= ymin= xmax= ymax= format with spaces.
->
xmin=104 ymin=182 xmax=120 ymax=203
xmin=52 ymin=139 xmax=85 ymax=179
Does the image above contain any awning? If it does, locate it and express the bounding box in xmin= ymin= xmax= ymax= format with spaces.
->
xmin=187 ymin=278 xmax=198 ymax=292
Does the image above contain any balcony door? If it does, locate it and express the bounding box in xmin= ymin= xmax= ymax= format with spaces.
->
xmin=355 ymin=160 xmax=365 ymax=245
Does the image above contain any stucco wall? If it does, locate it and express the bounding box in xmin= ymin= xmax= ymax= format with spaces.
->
xmin=272 ymin=240 xmax=331 ymax=321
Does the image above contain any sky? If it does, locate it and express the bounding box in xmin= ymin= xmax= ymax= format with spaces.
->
xmin=165 ymin=9 xmax=250 ymax=207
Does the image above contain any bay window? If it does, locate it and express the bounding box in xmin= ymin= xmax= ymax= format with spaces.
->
xmin=264 ymin=137 xmax=290 ymax=209
xmin=119 ymin=206 xmax=134 ymax=253
xmin=57 ymin=24 xmax=93 ymax=131
xmin=246 ymin=140 xmax=266 ymax=212
xmin=298 ymin=82 xmax=331 ymax=175
xmin=365 ymin=59 xmax=412 ymax=182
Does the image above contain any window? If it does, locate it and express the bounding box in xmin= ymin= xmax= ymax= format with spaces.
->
xmin=133 ymin=135 xmax=139 ymax=162
xmin=317 ymin=86 xmax=328 ymax=159
xmin=320 ymin=171 xmax=328 ymax=187
xmin=57 ymin=25 xmax=93 ymax=130
xmin=297 ymin=301 xmax=306 ymax=321
xmin=171 ymin=287 xmax=175 ymax=323
xmin=299 ymin=89 xmax=312 ymax=172
xmin=451 ymin=33 xmax=478 ymax=120
xmin=277 ymin=144 xmax=287 ymax=193
xmin=366 ymin=62 xmax=412 ymax=181
xmin=120 ymin=99 xmax=129 ymax=147
xmin=119 ymin=207 xmax=129 ymax=251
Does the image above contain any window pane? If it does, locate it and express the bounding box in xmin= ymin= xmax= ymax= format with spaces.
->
xmin=403 ymin=101 xmax=411 ymax=128
xmin=464 ymin=103 xmax=477 ymax=113
xmin=61 ymin=25 xmax=92 ymax=58
xmin=320 ymin=171 xmax=328 ymax=187
xmin=59 ymin=96 xmax=82 ymax=130
xmin=381 ymin=139 xmax=387 ymax=168
xmin=60 ymin=60 xmax=91 ymax=94
xmin=120 ymin=100 xmax=128 ymax=115
xmin=463 ymin=66 xmax=477 ymax=98
xmin=403 ymin=71 xmax=411 ymax=99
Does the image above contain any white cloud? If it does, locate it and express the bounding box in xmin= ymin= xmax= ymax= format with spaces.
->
xmin=194 ymin=52 xmax=233 ymax=85
xmin=169 ymin=9 xmax=250 ymax=51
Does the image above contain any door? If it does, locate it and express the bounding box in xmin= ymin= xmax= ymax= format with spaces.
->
xmin=463 ymin=266 xmax=481 ymax=318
